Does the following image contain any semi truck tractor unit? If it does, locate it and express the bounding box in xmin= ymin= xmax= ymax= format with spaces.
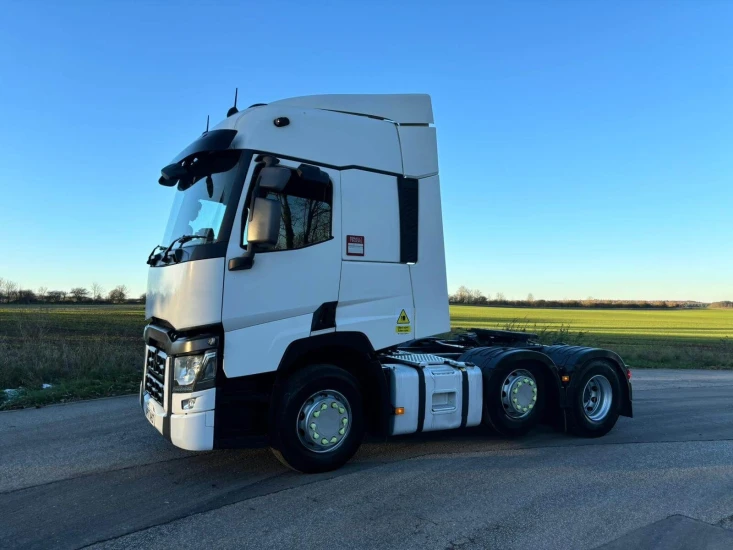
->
xmin=142 ymin=94 xmax=633 ymax=473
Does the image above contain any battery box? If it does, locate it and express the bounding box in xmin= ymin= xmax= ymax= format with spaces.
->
xmin=383 ymin=353 xmax=483 ymax=436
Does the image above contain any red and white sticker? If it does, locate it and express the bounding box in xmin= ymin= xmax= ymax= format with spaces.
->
xmin=346 ymin=235 xmax=365 ymax=256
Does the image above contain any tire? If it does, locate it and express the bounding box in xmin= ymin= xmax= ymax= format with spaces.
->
xmin=483 ymin=362 xmax=546 ymax=437
xmin=270 ymin=364 xmax=364 ymax=473
xmin=567 ymin=360 xmax=621 ymax=438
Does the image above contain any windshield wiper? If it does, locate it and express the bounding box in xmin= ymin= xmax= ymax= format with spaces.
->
xmin=161 ymin=234 xmax=212 ymax=264
xmin=146 ymin=245 xmax=166 ymax=266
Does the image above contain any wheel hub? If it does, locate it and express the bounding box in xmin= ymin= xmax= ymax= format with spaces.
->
xmin=501 ymin=369 xmax=537 ymax=419
xmin=582 ymin=375 xmax=612 ymax=422
xmin=297 ymin=390 xmax=351 ymax=453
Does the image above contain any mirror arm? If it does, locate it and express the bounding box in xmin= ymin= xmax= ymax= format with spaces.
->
xmin=228 ymin=179 xmax=261 ymax=271
xmin=228 ymin=250 xmax=254 ymax=271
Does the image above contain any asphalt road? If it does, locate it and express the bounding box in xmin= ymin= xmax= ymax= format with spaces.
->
xmin=2 ymin=369 xmax=733 ymax=550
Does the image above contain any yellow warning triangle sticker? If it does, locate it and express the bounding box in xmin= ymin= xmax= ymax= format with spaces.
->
xmin=397 ymin=309 xmax=411 ymax=324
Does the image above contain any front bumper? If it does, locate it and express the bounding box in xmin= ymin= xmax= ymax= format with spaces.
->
xmin=140 ymin=323 xmax=221 ymax=452
xmin=142 ymin=388 xmax=215 ymax=451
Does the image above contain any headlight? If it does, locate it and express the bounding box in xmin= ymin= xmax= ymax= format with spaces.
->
xmin=173 ymin=351 xmax=217 ymax=392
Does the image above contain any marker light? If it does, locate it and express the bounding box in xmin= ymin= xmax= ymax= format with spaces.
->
xmin=627 ymin=369 xmax=632 ymax=380
xmin=561 ymin=375 xmax=571 ymax=383
xmin=395 ymin=407 xmax=405 ymax=415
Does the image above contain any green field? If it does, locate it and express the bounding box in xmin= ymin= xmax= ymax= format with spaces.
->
xmin=1 ymin=304 xmax=731 ymax=409
xmin=0 ymin=305 xmax=145 ymax=409
xmin=451 ymin=305 xmax=733 ymax=370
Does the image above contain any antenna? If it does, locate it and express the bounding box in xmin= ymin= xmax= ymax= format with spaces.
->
xmin=205 ymin=115 xmax=210 ymax=134
xmin=227 ymin=88 xmax=239 ymax=117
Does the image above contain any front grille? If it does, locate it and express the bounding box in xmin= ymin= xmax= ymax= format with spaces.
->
xmin=145 ymin=346 xmax=167 ymax=406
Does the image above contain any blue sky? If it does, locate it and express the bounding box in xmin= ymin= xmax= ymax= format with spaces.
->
xmin=1 ymin=0 xmax=731 ymax=301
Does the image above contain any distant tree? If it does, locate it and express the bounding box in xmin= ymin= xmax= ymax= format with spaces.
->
xmin=108 ymin=285 xmax=128 ymax=304
xmin=3 ymin=280 xmax=19 ymax=302
xmin=58 ymin=290 xmax=68 ymax=302
xmin=47 ymin=290 xmax=63 ymax=303
xmin=70 ymin=287 xmax=89 ymax=302
xmin=495 ymin=292 xmax=506 ymax=302
xmin=139 ymin=292 xmax=147 ymax=304
xmin=527 ymin=293 xmax=534 ymax=302
xmin=450 ymin=285 xmax=471 ymax=304
xmin=37 ymin=287 xmax=48 ymax=301
xmin=91 ymin=282 xmax=104 ymax=302
xmin=469 ymin=288 xmax=486 ymax=305
xmin=17 ymin=289 xmax=36 ymax=304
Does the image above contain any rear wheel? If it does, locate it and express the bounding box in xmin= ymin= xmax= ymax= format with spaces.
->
xmin=270 ymin=364 xmax=364 ymax=473
xmin=567 ymin=360 xmax=621 ymax=438
xmin=484 ymin=363 xmax=546 ymax=437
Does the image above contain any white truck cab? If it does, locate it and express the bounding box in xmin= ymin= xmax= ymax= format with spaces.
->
xmin=141 ymin=94 xmax=633 ymax=473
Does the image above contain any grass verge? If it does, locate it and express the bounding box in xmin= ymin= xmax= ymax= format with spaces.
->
xmin=0 ymin=305 xmax=144 ymax=410
xmin=1 ymin=377 xmax=139 ymax=411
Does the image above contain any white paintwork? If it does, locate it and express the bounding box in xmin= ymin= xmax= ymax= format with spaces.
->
xmin=223 ymin=313 xmax=313 ymax=377
xmin=385 ymin=365 xmax=420 ymax=435
xmin=230 ymin=105 xmax=403 ymax=176
xmin=385 ymin=363 xmax=483 ymax=436
xmin=464 ymin=365 xmax=483 ymax=427
xmin=340 ymin=170 xmax=401 ymax=263
xmin=409 ymin=174 xmax=450 ymax=339
xmin=146 ymin=93 xmax=459 ymax=448
xmin=171 ymin=387 xmax=216 ymax=415
xmin=398 ymin=126 xmax=439 ymax=179
xmin=143 ymin=391 xmax=214 ymax=451
xmin=422 ymin=364 xmax=483 ymax=430
xmin=337 ymin=261 xmax=414 ymax=351
xmin=423 ymin=365 xmax=463 ymax=431
xmin=268 ymin=94 xmax=434 ymax=125
xmin=170 ymin=411 xmax=214 ymax=451
xmin=221 ymin=162 xmax=342 ymax=377
xmin=146 ymin=258 xmax=224 ymax=330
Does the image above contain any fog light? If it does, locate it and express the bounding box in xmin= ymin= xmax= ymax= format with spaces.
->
xmin=182 ymin=397 xmax=197 ymax=410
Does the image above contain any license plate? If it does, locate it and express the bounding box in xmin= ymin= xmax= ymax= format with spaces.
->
xmin=146 ymin=401 xmax=156 ymax=425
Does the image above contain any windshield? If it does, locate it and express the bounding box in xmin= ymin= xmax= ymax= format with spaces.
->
xmin=160 ymin=150 xmax=248 ymax=249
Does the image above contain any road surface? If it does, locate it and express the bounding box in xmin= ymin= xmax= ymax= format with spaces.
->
xmin=2 ymin=369 xmax=733 ymax=550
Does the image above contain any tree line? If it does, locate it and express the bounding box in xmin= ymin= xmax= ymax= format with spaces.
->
xmin=449 ymin=286 xmax=712 ymax=309
xmin=0 ymin=279 xmax=143 ymax=304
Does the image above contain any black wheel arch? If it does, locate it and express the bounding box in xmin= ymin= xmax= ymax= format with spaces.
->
xmin=540 ymin=345 xmax=632 ymax=418
xmin=271 ymin=331 xmax=390 ymax=441
xmin=458 ymin=347 xmax=566 ymax=420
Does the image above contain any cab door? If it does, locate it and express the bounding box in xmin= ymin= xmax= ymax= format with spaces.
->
xmin=221 ymin=158 xmax=341 ymax=378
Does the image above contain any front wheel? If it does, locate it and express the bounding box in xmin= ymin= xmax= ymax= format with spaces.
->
xmin=567 ymin=360 xmax=621 ymax=438
xmin=270 ymin=364 xmax=364 ymax=473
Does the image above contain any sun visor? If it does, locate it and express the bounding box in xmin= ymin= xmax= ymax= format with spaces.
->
xmin=159 ymin=129 xmax=238 ymax=186
xmin=170 ymin=129 xmax=238 ymax=164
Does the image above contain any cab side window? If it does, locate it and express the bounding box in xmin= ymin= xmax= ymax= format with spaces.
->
xmin=266 ymin=177 xmax=332 ymax=251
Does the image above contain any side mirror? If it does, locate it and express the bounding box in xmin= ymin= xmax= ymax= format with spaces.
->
xmin=159 ymin=163 xmax=187 ymax=186
xmin=228 ymin=165 xmax=288 ymax=272
xmin=246 ymin=197 xmax=281 ymax=248
xmin=258 ymin=166 xmax=290 ymax=192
